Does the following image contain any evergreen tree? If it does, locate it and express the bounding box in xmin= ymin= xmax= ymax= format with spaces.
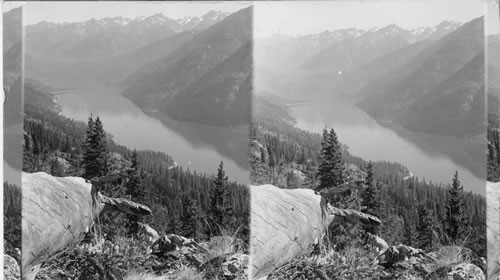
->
xmin=416 ymin=205 xmax=438 ymax=250
xmin=208 ymin=161 xmax=233 ymax=236
xmin=362 ymin=161 xmax=380 ymax=234
xmin=445 ymin=171 xmax=469 ymax=242
xmin=125 ymin=150 xmax=145 ymax=201
xmin=181 ymin=193 xmax=203 ymax=238
xmin=82 ymin=116 xmax=108 ymax=179
xmin=125 ymin=150 xmax=146 ymax=235
xmin=403 ymin=214 xmax=418 ymax=247
xmin=317 ymin=128 xmax=344 ymax=191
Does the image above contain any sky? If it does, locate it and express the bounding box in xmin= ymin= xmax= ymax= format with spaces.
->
xmin=486 ymin=0 xmax=499 ymax=35
xmin=3 ymin=1 xmax=496 ymax=34
xmin=254 ymin=0 xmax=488 ymax=38
xmin=16 ymin=1 xmax=251 ymax=26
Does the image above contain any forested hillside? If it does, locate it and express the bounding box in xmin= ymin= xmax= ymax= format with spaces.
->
xmin=22 ymin=104 xmax=249 ymax=279
xmin=251 ymin=105 xmax=486 ymax=278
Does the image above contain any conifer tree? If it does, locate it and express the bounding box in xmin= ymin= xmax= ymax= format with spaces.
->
xmin=82 ymin=116 xmax=108 ymax=179
xmin=317 ymin=128 xmax=344 ymax=191
xmin=125 ymin=150 xmax=145 ymax=201
xmin=125 ymin=150 xmax=146 ymax=235
xmin=208 ymin=161 xmax=233 ymax=236
xmin=362 ymin=161 xmax=380 ymax=234
xmin=328 ymin=128 xmax=344 ymax=186
xmin=93 ymin=117 xmax=108 ymax=174
xmin=403 ymin=214 xmax=418 ymax=247
xmin=181 ymin=193 xmax=203 ymax=238
xmin=445 ymin=171 xmax=469 ymax=242
xmin=417 ymin=205 xmax=438 ymax=250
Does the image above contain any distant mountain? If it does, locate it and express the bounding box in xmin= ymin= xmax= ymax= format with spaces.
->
xmin=165 ymin=42 xmax=252 ymax=126
xmin=255 ymin=21 xmax=461 ymax=97
xmin=4 ymin=7 xmax=24 ymax=129
xmin=488 ymin=35 xmax=500 ymax=122
xmin=122 ymin=7 xmax=252 ymax=126
xmin=401 ymin=53 xmax=485 ymax=135
xmin=177 ymin=10 xmax=229 ymax=30
xmin=255 ymin=29 xmax=364 ymax=73
xmin=3 ymin=7 xmax=22 ymax=52
xmin=102 ymin=30 xmax=200 ymax=81
xmin=410 ymin=21 xmax=462 ymax=41
xmin=356 ymin=17 xmax=484 ymax=136
xmin=25 ymin=11 xmax=228 ymax=59
xmin=4 ymin=7 xmax=23 ymax=88
xmin=301 ymin=22 xmax=461 ymax=73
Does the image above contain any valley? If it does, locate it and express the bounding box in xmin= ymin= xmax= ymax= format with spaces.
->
xmin=255 ymin=16 xmax=486 ymax=193
xmin=55 ymin=81 xmax=249 ymax=183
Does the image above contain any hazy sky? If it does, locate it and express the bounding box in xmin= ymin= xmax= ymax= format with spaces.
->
xmin=487 ymin=0 xmax=499 ymax=35
xmin=3 ymin=1 xmax=498 ymax=34
xmin=255 ymin=0 xmax=487 ymax=38
xmin=20 ymin=1 xmax=251 ymax=26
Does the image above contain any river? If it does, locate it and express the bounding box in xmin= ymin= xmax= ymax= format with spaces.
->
xmin=56 ymin=82 xmax=249 ymax=184
xmin=291 ymin=98 xmax=485 ymax=194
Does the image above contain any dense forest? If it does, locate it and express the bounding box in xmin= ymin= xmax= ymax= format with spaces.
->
xmin=23 ymin=104 xmax=250 ymax=243
xmin=488 ymin=115 xmax=500 ymax=182
xmin=3 ymin=182 xmax=21 ymax=265
xmin=251 ymin=114 xmax=486 ymax=261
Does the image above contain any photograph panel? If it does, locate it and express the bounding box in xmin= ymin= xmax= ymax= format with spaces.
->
xmin=18 ymin=2 xmax=252 ymax=279
xmin=4 ymin=3 xmax=24 ymax=279
xmin=487 ymin=1 xmax=500 ymax=279
xmin=251 ymin=1 xmax=487 ymax=279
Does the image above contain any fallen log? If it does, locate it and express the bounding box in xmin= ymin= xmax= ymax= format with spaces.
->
xmin=21 ymin=172 xmax=152 ymax=280
xmin=250 ymin=184 xmax=381 ymax=279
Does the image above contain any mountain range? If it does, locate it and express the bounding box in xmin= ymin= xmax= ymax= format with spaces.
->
xmin=25 ymin=11 xmax=228 ymax=59
xmin=20 ymin=7 xmax=252 ymax=127
xmin=488 ymin=35 xmax=500 ymax=123
xmin=12 ymin=8 xmax=488 ymax=133
xmin=256 ymin=18 xmax=485 ymax=137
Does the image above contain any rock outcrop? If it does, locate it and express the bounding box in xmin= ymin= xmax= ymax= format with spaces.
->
xmin=488 ymin=182 xmax=500 ymax=280
xmin=448 ymin=263 xmax=485 ymax=280
xmin=22 ymin=172 xmax=152 ymax=280
xmin=250 ymin=184 xmax=381 ymax=279
xmin=4 ymin=254 xmax=20 ymax=280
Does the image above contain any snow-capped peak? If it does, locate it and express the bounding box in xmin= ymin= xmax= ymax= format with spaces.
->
xmin=176 ymin=10 xmax=228 ymax=30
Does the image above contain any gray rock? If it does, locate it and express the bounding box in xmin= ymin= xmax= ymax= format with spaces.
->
xmin=222 ymin=253 xmax=249 ymax=279
xmin=447 ymin=263 xmax=485 ymax=280
xmin=4 ymin=255 xmax=20 ymax=280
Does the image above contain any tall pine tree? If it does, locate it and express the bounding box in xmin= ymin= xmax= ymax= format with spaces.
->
xmin=416 ymin=205 xmax=438 ymax=250
xmin=445 ymin=171 xmax=469 ymax=242
xmin=317 ymin=128 xmax=344 ymax=191
xmin=362 ymin=161 xmax=381 ymax=234
xmin=125 ymin=150 xmax=146 ymax=235
xmin=82 ymin=116 xmax=108 ymax=179
xmin=208 ymin=161 xmax=233 ymax=236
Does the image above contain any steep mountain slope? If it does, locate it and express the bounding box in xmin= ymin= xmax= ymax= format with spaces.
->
xmin=165 ymin=42 xmax=251 ymax=126
xmin=255 ymin=21 xmax=461 ymax=99
xmin=3 ymin=7 xmax=23 ymax=88
xmin=357 ymin=17 xmax=484 ymax=136
xmin=122 ymin=7 xmax=252 ymax=126
xmin=255 ymin=29 xmax=364 ymax=73
xmin=401 ymin=53 xmax=485 ymax=135
xmin=25 ymin=11 xmax=228 ymax=60
xmin=301 ymin=25 xmax=415 ymax=72
xmin=488 ymin=35 xmax=500 ymax=122
xmin=101 ymin=30 xmax=200 ymax=81
xmin=275 ymin=40 xmax=433 ymax=98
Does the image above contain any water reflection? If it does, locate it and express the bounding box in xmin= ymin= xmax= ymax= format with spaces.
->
xmin=56 ymin=82 xmax=249 ymax=184
xmin=292 ymin=98 xmax=484 ymax=194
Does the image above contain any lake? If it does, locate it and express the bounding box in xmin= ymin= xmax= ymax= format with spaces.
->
xmin=56 ymin=82 xmax=249 ymax=184
xmin=291 ymin=97 xmax=485 ymax=194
